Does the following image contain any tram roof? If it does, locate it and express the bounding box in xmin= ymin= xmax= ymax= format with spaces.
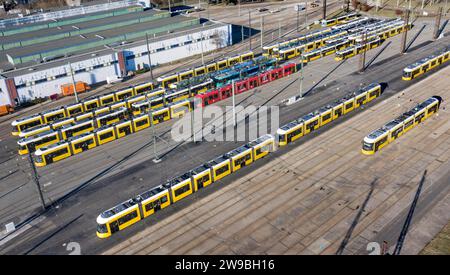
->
xmin=100 ymin=198 xmax=138 ymax=219
xmin=137 ymin=185 xmax=167 ymax=201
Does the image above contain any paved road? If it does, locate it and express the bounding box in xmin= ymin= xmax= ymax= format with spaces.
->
xmin=0 ymin=19 xmax=449 ymax=253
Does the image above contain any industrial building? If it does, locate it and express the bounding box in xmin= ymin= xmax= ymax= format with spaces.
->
xmin=0 ymin=0 xmax=232 ymax=107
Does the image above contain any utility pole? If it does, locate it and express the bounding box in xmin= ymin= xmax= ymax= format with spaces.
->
xmin=146 ymin=97 xmax=160 ymax=163
xmin=400 ymin=9 xmax=410 ymax=54
xmin=299 ymin=54 xmax=304 ymax=99
xmin=305 ymin=2 xmax=308 ymax=29
xmin=145 ymin=33 xmax=154 ymax=80
xmin=260 ymin=15 xmax=264 ymax=49
xmin=191 ymin=97 xmax=196 ymax=143
xmin=433 ymin=7 xmax=443 ymax=40
xmin=28 ymin=152 xmax=46 ymax=211
xmin=248 ymin=10 xmax=252 ymax=50
xmin=68 ymin=62 xmax=79 ymax=103
xmin=238 ymin=0 xmax=241 ymax=16
xmin=323 ymin=0 xmax=327 ymax=20
xmin=359 ymin=31 xmax=367 ymax=72
xmin=232 ymin=80 xmax=236 ymax=127
xmin=278 ymin=20 xmax=281 ymax=38
xmin=297 ymin=6 xmax=299 ymax=32
xmin=241 ymin=25 xmax=244 ymax=43
xmin=200 ymin=30 xmax=205 ymax=65
xmin=168 ymin=0 xmax=171 ymax=13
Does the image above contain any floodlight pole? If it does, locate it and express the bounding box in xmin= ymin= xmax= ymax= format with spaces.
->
xmin=145 ymin=33 xmax=154 ymax=80
xmin=28 ymin=152 xmax=46 ymax=211
xmin=68 ymin=62 xmax=79 ymax=103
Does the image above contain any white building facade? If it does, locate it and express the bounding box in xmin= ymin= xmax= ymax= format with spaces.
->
xmin=0 ymin=23 xmax=232 ymax=106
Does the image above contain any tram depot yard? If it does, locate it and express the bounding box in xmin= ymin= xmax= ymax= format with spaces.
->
xmin=0 ymin=0 xmax=449 ymax=256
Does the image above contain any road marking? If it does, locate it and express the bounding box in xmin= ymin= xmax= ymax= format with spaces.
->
xmin=43 ymin=182 xmax=52 ymax=187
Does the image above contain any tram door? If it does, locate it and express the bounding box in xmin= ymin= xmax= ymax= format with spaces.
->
xmin=154 ymin=200 xmax=162 ymax=212
xmin=109 ymin=221 xmax=119 ymax=234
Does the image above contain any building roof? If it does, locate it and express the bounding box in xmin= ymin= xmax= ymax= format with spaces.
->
xmin=3 ymin=15 xmax=200 ymax=65
xmin=1 ymin=21 xmax=226 ymax=78
xmin=1 ymin=9 xmax=168 ymax=46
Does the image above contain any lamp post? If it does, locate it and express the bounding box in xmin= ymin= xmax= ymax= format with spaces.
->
xmin=68 ymin=62 xmax=79 ymax=103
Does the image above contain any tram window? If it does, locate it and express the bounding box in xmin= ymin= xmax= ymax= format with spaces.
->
xmin=431 ymin=61 xmax=436 ymax=66
xmin=322 ymin=113 xmax=332 ymax=121
xmin=99 ymin=131 xmax=114 ymax=140
xmin=136 ymin=119 xmax=149 ymax=127
xmin=78 ymin=123 xmax=93 ymax=132
xmin=69 ymin=107 xmax=82 ymax=115
xmin=138 ymin=106 xmax=148 ymax=113
xmin=306 ymin=119 xmax=318 ymax=130
xmin=117 ymin=94 xmax=128 ymax=101
xmin=216 ymin=165 xmax=229 ymax=176
xmin=97 ymin=224 xmax=108 ymax=233
xmin=165 ymin=77 xmax=178 ymax=86
xmin=119 ymin=126 xmax=131 ymax=135
xmin=234 ymin=158 xmax=244 ymax=166
xmin=345 ymin=102 xmax=353 ymax=109
xmin=36 ymin=135 xmax=58 ymax=146
xmin=357 ymin=97 xmax=366 ymax=105
xmin=160 ymin=195 xmax=168 ymax=204
xmin=66 ymin=124 xmax=92 ymax=138
xmin=415 ymin=113 xmax=425 ymax=123
xmin=428 ymin=105 xmax=438 ymax=114
xmin=197 ymin=174 xmax=210 ymax=185
xmin=154 ymin=111 xmax=169 ymax=121
xmin=181 ymin=73 xmax=193 ymax=81
xmin=86 ymin=102 xmax=98 ymax=110
xmin=47 ymin=113 xmax=64 ymax=122
xmin=49 ymin=147 xmax=69 ymax=158
xmin=20 ymin=120 xmax=41 ymax=131
xmin=287 ymin=128 xmax=302 ymax=139
xmin=117 ymin=211 xmax=138 ymax=226
xmin=174 ymin=184 xmax=191 ymax=197
xmin=375 ymin=136 xmax=388 ymax=148
xmin=404 ymin=119 xmax=413 ymax=129
xmin=151 ymin=100 xmax=164 ymax=108
xmin=102 ymin=97 xmax=114 ymax=104
xmin=99 ymin=117 xmax=110 ymax=125
xmin=392 ymin=127 xmax=402 ymax=138
xmin=196 ymin=68 xmax=205 ymax=75
xmin=369 ymin=91 xmax=378 ymax=98
xmin=362 ymin=142 xmax=373 ymax=151
xmin=145 ymin=201 xmax=156 ymax=212
xmin=74 ymin=139 xmax=94 ymax=150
